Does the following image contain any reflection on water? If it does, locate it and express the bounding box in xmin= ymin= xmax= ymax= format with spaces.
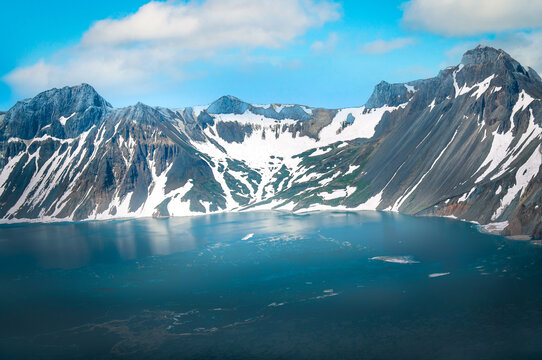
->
xmin=0 ymin=217 xmax=199 ymax=269
xmin=0 ymin=211 xmax=387 ymax=270
xmin=0 ymin=211 xmax=541 ymax=360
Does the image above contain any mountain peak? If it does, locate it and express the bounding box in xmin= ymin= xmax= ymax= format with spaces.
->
xmin=365 ymin=45 xmax=542 ymax=108
xmin=29 ymin=83 xmax=112 ymax=110
xmin=3 ymin=84 xmax=112 ymax=140
xmin=460 ymin=45 xmax=515 ymax=67
xmin=458 ymin=45 xmax=541 ymax=86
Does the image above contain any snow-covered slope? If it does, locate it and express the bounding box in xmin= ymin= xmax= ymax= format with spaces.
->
xmin=0 ymin=46 xmax=541 ymax=238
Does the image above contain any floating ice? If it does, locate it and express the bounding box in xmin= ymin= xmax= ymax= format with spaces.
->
xmin=242 ymin=233 xmax=254 ymax=240
xmin=370 ymin=256 xmax=420 ymax=264
xmin=268 ymin=302 xmax=286 ymax=307
xmin=428 ymin=272 xmax=451 ymax=278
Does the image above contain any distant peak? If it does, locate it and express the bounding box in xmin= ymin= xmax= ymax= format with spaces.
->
xmin=207 ymin=95 xmax=250 ymax=115
xmin=223 ymin=94 xmax=243 ymax=101
xmin=210 ymin=95 xmax=246 ymax=104
xmin=365 ymin=81 xmax=411 ymax=108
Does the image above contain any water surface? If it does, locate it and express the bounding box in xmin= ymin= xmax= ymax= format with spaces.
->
xmin=1 ymin=211 xmax=541 ymax=359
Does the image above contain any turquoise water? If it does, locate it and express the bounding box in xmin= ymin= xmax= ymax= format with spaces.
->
xmin=1 ymin=211 xmax=541 ymax=359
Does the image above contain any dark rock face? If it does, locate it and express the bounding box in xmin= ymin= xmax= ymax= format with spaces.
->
xmin=0 ymin=46 xmax=541 ymax=238
xmin=250 ymin=105 xmax=312 ymax=122
xmin=461 ymin=46 xmax=509 ymax=66
xmin=1 ymin=84 xmax=111 ymax=141
xmin=365 ymin=81 xmax=414 ymax=108
xmin=215 ymin=121 xmax=253 ymax=143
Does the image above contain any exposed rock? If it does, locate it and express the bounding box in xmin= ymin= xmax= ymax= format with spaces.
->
xmin=0 ymin=46 xmax=541 ymax=239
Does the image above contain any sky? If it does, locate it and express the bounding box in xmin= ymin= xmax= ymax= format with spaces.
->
xmin=2 ymin=0 xmax=542 ymax=110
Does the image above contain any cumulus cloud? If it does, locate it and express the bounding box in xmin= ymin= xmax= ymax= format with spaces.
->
xmin=82 ymin=0 xmax=339 ymax=49
xmin=360 ymin=38 xmax=415 ymax=54
xmin=4 ymin=0 xmax=340 ymax=98
xmin=490 ymin=31 xmax=542 ymax=73
xmin=402 ymin=0 xmax=542 ymax=36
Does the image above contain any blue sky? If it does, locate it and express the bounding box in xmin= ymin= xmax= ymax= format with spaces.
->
xmin=1 ymin=0 xmax=542 ymax=110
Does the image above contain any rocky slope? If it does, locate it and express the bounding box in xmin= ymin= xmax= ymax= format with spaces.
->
xmin=0 ymin=46 xmax=541 ymax=238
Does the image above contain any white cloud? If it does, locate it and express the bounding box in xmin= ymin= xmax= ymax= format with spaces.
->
xmin=489 ymin=31 xmax=542 ymax=73
xmin=310 ymin=32 xmax=339 ymax=53
xmin=4 ymin=0 xmax=340 ymax=99
xmin=402 ymin=0 xmax=542 ymax=36
xmin=360 ymin=38 xmax=415 ymax=54
xmin=403 ymin=1 xmax=542 ymax=75
xmin=83 ymin=0 xmax=339 ymax=49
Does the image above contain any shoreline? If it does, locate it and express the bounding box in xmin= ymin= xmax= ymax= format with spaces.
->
xmin=0 ymin=207 xmax=538 ymax=240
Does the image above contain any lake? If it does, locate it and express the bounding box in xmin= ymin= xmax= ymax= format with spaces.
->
xmin=1 ymin=211 xmax=541 ymax=359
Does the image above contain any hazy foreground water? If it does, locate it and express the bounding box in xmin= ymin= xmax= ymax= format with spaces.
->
xmin=1 ymin=211 xmax=541 ymax=359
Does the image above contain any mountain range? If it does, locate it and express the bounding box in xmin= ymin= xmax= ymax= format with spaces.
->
xmin=0 ymin=46 xmax=541 ymax=238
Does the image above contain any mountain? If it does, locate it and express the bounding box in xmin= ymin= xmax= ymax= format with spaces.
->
xmin=0 ymin=46 xmax=541 ymax=238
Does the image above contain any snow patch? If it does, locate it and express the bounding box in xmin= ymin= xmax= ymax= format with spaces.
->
xmin=481 ymin=221 xmax=509 ymax=233
xmin=370 ymin=256 xmax=420 ymax=264
xmin=59 ymin=112 xmax=76 ymax=126
xmin=492 ymin=145 xmax=541 ymax=220
xmin=319 ymin=189 xmax=348 ymax=200
xmin=345 ymin=165 xmax=360 ymax=175
xmin=405 ymin=84 xmax=416 ymax=93
xmin=429 ymin=272 xmax=450 ymax=278
xmin=355 ymin=190 xmax=383 ymax=210
xmin=310 ymin=147 xmax=332 ymax=157
xmin=428 ymin=98 xmax=436 ymax=112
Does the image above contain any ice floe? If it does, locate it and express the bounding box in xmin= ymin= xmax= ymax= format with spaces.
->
xmin=370 ymin=256 xmax=420 ymax=264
